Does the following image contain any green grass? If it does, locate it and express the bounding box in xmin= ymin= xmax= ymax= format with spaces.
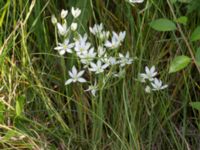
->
xmin=0 ymin=0 xmax=199 ymax=149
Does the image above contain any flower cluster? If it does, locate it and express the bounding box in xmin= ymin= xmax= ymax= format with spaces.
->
xmin=52 ymin=7 xmax=133 ymax=96
xmin=139 ymin=66 xmax=168 ymax=93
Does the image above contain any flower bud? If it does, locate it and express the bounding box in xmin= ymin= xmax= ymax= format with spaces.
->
xmin=71 ymin=22 xmax=78 ymax=31
xmin=51 ymin=14 xmax=57 ymax=25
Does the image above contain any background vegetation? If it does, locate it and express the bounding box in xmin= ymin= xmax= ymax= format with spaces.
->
xmin=0 ymin=0 xmax=199 ymax=149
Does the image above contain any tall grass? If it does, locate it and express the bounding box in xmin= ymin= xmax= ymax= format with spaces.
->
xmin=0 ymin=0 xmax=199 ymax=149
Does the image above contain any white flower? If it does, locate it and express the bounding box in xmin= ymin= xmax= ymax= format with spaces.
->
xmin=65 ymin=66 xmax=86 ymax=85
xmin=115 ymin=31 xmax=126 ymax=42
xmin=61 ymin=9 xmax=68 ymax=19
xmin=99 ymin=31 xmax=110 ymax=40
xmin=102 ymin=55 xmax=117 ymax=66
xmin=85 ymin=81 xmax=98 ymax=96
xmin=118 ymin=52 xmax=133 ymax=67
xmin=51 ymin=14 xmax=57 ymax=25
xmin=104 ymin=31 xmax=126 ymax=49
xmin=89 ymin=23 xmax=103 ymax=35
xmin=151 ymin=78 xmax=168 ymax=91
xmin=74 ymin=34 xmax=91 ymax=56
xmin=104 ymin=37 xmax=120 ymax=49
xmin=129 ymin=0 xmax=144 ymax=3
xmin=79 ymin=47 xmax=96 ymax=66
xmin=89 ymin=60 xmax=109 ymax=74
xmin=139 ymin=66 xmax=157 ymax=82
xmin=71 ymin=7 xmax=81 ymax=18
xmin=57 ymin=22 xmax=68 ymax=36
xmin=145 ymin=86 xmax=151 ymax=93
xmin=97 ymin=46 xmax=106 ymax=57
xmin=71 ymin=22 xmax=78 ymax=31
xmin=54 ymin=39 xmax=74 ymax=55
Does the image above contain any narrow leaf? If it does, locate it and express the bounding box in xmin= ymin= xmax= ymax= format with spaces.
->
xmin=169 ymin=55 xmax=191 ymax=73
xmin=16 ymin=95 xmax=25 ymax=116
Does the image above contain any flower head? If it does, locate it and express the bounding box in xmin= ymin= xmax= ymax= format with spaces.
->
xmin=104 ymin=31 xmax=126 ymax=49
xmin=118 ymin=52 xmax=133 ymax=67
xmin=71 ymin=7 xmax=81 ymax=18
xmin=89 ymin=60 xmax=109 ymax=74
xmin=89 ymin=23 xmax=103 ymax=35
xmin=139 ymin=66 xmax=157 ymax=82
xmin=74 ymin=34 xmax=91 ymax=56
xmin=65 ymin=66 xmax=86 ymax=85
xmin=54 ymin=39 xmax=74 ymax=55
xmin=85 ymin=81 xmax=98 ymax=96
xmin=151 ymin=78 xmax=168 ymax=91
xmin=79 ymin=47 xmax=96 ymax=66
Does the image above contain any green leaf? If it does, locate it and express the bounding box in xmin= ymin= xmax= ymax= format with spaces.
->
xmin=175 ymin=16 xmax=188 ymax=25
xmin=0 ymin=101 xmax=5 ymax=124
xmin=149 ymin=18 xmax=177 ymax=31
xmin=195 ymin=48 xmax=200 ymax=66
xmin=16 ymin=95 xmax=25 ymax=116
xmin=190 ymin=26 xmax=200 ymax=41
xmin=190 ymin=102 xmax=200 ymax=111
xmin=169 ymin=55 xmax=191 ymax=73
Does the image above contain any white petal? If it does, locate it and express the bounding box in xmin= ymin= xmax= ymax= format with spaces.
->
xmin=145 ymin=66 xmax=150 ymax=74
xmin=77 ymin=70 xmax=85 ymax=77
xmin=65 ymin=79 xmax=73 ymax=85
xmin=150 ymin=66 xmax=155 ymax=74
xmin=58 ymin=50 xmax=65 ymax=55
xmin=72 ymin=66 xmax=77 ymax=75
xmin=78 ymin=78 xmax=86 ymax=83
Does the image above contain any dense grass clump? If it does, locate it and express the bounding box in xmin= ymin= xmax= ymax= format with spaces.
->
xmin=0 ymin=0 xmax=199 ymax=149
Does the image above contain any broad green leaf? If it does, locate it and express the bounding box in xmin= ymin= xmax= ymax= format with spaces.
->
xmin=175 ymin=16 xmax=188 ymax=25
xmin=169 ymin=55 xmax=191 ymax=73
xmin=149 ymin=18 xmax=176 ymax=31
xmin=195 ymin=48 xmax=200 ymax=66
xmin=190 ymin=26 xmax=200 ymax=41
xmin=190 ymin=102 xmax=200 ymax=111
xmin=16 ymin=95 xmax=25 ymax=116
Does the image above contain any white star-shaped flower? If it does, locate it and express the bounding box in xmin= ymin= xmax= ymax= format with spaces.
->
xmin=85 ymin=81 xmax=98 ymax=96
xmin=118 ymin=52 xmax=133 ymax=67
xmin=54 ymin=39 xmax=74 ymax=55
xmin=65 ymin=66 xmax=86 ymax=85
xmin=79 ymin=47 xmax=96 ymax=66
xmin=139 ymin=66 xmax=157 ymax=82
xmin=151 ymin=78 xmax=168 ymax=91
xmin=104 ymin=31 xmax=126 ymax=49
xmin=89 ymin=23 xmax=103 ymax=35
xmin=74 ymin=34 xmax=91 ymax=56
xmin=89 ymin=60 xmax=109 ymax=74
